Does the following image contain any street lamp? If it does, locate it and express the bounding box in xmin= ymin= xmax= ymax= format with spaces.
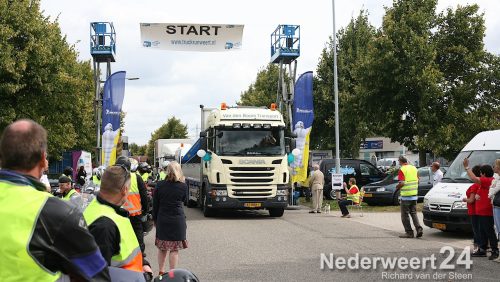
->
xmin=332 ymin=0 xmax=341 ymax=174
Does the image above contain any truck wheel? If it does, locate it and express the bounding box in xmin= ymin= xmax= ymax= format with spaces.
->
xmin=392 ymin=190 xmax=400 ymax=206
xmin=269 ymin=208 xmax=284 ymax=217
xmin=202 ymin=191 xmax=215 ymax=217
xmin=187 ymin=199 xmax=197 ymax=208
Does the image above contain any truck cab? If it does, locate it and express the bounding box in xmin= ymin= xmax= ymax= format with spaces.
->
xmin=183 ymin=105 xmax=292 ymax=217
xmin=423 ymin=129 xmax=500 ymax=232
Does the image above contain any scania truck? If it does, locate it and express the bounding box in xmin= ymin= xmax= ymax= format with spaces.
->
xmin=181 ymin=103 xmax=295 ymax=217
xmin=423 ymin=129 xmax=500 ymax=232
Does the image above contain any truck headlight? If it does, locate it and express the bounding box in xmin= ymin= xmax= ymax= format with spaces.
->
xmin=276 ymin=189 xmax=288 ymax=196
xmin=423 ymin=198 xmax=429 ymax=208
xmin=452 ymin=201 xmax=467 ymax=210
xmin=214 ymin=190 xmax=228 ymax=196
xmin=376 ymin=187 xmax=385 ymax=192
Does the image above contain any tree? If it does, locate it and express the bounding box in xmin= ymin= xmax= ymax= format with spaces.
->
xmin=0 ymin=0 xmax=95 ymax=159
xmin=312 ymin=10 xmax=376 ymax=157
xmin=357 ymin=0 xmax=499 ymax=164
xmin=238 ymin=63 xmax=280 ymax=107
xmin=357 ymin=0 xmax=443 ymax=165
xmin=146 ymin=117 xmax=188 ymax=161
xmin=129 ymin=142 xmax=147 ymax=156
xmin=428 ymin=5 xmax=500 ymax=160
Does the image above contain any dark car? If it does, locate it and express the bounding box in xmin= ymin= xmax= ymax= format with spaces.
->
xmin=319 ymin=158 xmax=386 ymax=199
xmin=363 ymin=166 xmax=447 ymax=206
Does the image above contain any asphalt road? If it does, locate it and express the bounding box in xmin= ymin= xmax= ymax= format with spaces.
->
xmin=143 ymin=207 xmax=499 ymax=282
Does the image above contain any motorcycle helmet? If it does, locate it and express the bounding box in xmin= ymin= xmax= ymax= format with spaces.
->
xmin=115 ymin=156 xmax=131 ymax=171
xmin=96 ymin=166 xmax=105 ymax=180
xmin=138 ymin=162 xmax=149 ymax=173
xmin=129 ymin=158 xmax=139 ymax=172
xmin=63 ymin=166 xmax=73 ymax=178
xmin=154 ymin=269 xmax=199 ymax=282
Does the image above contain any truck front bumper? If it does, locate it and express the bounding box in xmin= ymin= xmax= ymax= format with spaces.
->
xmin=423 ymin=207 xmax=471 ymax=232
xmin=208 ymin=195 xmax=288 ymax=209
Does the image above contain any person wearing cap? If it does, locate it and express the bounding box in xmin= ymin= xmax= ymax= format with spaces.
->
xmin=59 ymin=175 xmax=83 ymax=212
xmin=0 ymin=119 xmax=109 ymax=281
xmin=84 ymin=165 xmax=153 ymax=280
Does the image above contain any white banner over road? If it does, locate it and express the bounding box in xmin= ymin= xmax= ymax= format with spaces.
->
xmin=140 ymin=23 xmax=244 ymax=52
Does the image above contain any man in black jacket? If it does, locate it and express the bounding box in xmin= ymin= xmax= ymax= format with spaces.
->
xmin=0 ymin=119 xmax=109 ymax=281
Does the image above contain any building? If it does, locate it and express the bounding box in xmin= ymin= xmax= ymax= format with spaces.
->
xmin=359 ymin=137 xmax=419 ymax=166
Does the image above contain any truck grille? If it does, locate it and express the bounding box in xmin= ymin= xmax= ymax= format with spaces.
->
xmin=227 ymin=166 xmax=276 ymax=198
xmin=429 ymin=203 xmax=452 ymax=212
xmin=231 ymin=188 xmax=273 ymax=197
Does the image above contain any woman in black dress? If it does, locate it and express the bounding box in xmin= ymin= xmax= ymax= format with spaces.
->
xmin=153 ymin=161 xmax=188 ymax=274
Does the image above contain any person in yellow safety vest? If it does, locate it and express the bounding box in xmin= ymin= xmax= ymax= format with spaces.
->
xmin=84 ymin=165 xmax=153 ymax=280
xmin=396 ymin=155 xmax=423 ymax=238
xmin=158 ymin=161 xmax=169 ymax=181
xmin=115 ymin=156 xmax=150 ymax=256
xmin=139 ymin=162 xmax=150 ymax=183
xmin=92 ymin=168 xmax=102 ymax=186
xmin=0 ymin=119 xmax=109 ymax=281
xmin=59 ymin=175 xmax=83 ymax=212
xmin=338 ymin=178 xmax=360 ymax=218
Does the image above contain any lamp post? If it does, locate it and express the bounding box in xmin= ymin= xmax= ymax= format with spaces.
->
xmin=332 ymin=0 xmax=341 ymax=174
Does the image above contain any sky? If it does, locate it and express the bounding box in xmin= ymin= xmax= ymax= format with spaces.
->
xmin=39 ymin=0 xmax=500 ymax=145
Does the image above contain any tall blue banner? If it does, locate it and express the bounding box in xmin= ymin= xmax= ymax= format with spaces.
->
xmin=291 ymin=71 xmax=314 ymax=182
xmin=101 ymin=71 xmax=126 ymax=167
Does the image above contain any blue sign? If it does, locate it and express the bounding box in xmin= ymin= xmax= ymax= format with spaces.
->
xmin=361 ymin=140 xmax=383 ymax=149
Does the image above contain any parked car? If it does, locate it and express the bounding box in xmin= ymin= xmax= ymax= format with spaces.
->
xmin=319 ymin=158 xmax=386 ymax=199
xmin=376 ymin=158 xmax=399 ymax=172
xmin=363 ymin=166 xmax=447 ymax=206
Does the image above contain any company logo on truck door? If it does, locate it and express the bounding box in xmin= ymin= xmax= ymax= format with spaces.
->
xmin=239 ymin=159 xmax=266 ymax=165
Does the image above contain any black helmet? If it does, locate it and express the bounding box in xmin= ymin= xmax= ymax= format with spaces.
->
xmin=138 ymin=162 xmax=148 ymax=173
xmin=63 ymin=166 xmax=73 ymax=177
xmin=115 ymin=156 xmax=131 ymax=170
xmin=154 ymin=269 xmax=199 ymax=282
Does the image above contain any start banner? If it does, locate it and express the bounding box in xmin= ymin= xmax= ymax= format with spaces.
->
xmin=140 ymin=23 xmax=244 ymax=52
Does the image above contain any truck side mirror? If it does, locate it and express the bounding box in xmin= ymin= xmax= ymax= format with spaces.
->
xmin=290 ymin=138 xmax=296 ymax=150
xmin=199 ymin=131 xmax=207 ymax=138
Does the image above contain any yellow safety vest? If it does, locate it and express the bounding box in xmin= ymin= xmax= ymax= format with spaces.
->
xmin=346 ymin=185 xmax=360 ymax=204
xmin=63 ymin=189 xmax=77 ymax=201
xmin=84 ymin=198 xmax=143 ymax=272
xmin=159 ymin=171 xmax=166 ymax=181
xmin=0 ymin=181 xmax=61 ymax=281
xmin=141 ymin=172 xmax=149 ymax=183
xmin=122 ymin=173 xmax=142 ymax=216
xmin=92 ymin=175 xmax=101 ymax=185
xmin=400 ymin=165 xmax=418 ymax=197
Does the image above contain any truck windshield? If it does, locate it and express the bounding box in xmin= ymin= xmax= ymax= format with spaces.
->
xmin=443 ymin=150 xmax=500 ymax=183
xmin=215 ymin=128 xmax=285 ymax=156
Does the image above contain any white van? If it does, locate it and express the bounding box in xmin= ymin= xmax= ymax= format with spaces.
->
xmin=423 ymin=129 xmax=500 ymax=232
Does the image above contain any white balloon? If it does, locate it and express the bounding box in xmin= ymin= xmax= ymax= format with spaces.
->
xmin=197 ymin=150 xmax=207 ymax=158
xmin=292 ymin=148 xmax=301 ymax=157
